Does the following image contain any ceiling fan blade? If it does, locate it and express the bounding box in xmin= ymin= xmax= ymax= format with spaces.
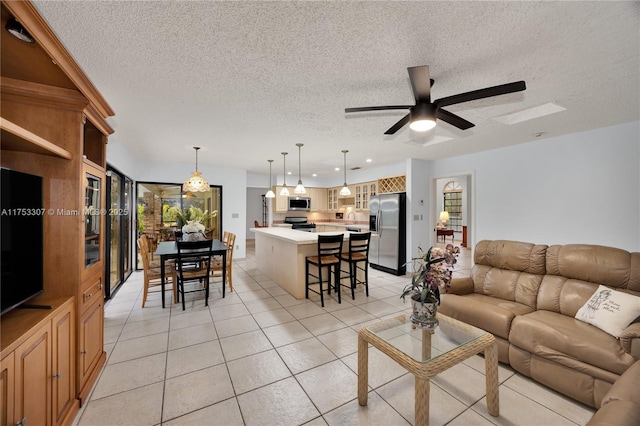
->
xmin=384 ymin=114 xmax=411 ymax=135
xmin=435 ymin=81 xmax=526 ymax=108
xmin=408 ymin=65 xmax=431 ymax=103
xmin=345 ymin=105 xmax=413 ymax=113
xmin=437 ymin=108 xmax=475 ymax=130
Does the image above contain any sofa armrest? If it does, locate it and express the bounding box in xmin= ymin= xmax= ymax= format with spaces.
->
xmin=619 ymin=322 xmax=640 ymax=359
xmin=447 ymin=277 xmax=474 ymax=295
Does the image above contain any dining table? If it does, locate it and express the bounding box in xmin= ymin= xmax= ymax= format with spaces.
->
xmin=154 ymin=239 xmax=230 ymax=308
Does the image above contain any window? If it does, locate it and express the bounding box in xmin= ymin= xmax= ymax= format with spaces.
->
xmin=136 ymin=182 xmax=222 ymax=269
xmin=443 ymin=181 xmax=462 ymax=232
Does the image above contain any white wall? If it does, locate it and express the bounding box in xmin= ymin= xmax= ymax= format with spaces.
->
xmin=430 ymin=121 xmax=640 ymax=251
xmin=247 ymin=188 xmax=265 ymax=238
xmin=406 ymin=158 xmax=432 ymax=261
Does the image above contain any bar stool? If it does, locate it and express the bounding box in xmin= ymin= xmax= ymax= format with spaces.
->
xmin=340 ymin=232 xmax=371 ymax=300
xmin=305 ymin=234 xmax=344 ymax=307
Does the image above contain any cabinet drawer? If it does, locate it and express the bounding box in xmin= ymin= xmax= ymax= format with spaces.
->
xmin=81 ymin=276 xmax=103 ymax=308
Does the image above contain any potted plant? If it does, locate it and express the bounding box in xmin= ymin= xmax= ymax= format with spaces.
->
xmin=401 ymin=244 xmax=459 ymax=328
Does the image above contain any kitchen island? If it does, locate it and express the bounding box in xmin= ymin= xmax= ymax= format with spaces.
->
xmin=252 ymin=227 xmax=360 ymax=299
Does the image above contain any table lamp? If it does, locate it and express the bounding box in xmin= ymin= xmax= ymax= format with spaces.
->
xmin=439 ymin=211 xmax=450 ymax=228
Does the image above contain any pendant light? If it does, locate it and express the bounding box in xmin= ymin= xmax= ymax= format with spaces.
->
xmin=183 ymin=147 xmax=210 ymax=192
xmin=294 ymin=143 xmax=306 ymax=194
xmin=280 ymin=152 xmax=290 ymax=196
xmin=265 ymin=160 xmax=275 ymax=198
xmin=339 ymin=150 xmax=351 ymax=196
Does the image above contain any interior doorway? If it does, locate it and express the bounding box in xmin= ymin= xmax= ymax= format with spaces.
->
xmin=431 ymin=171 xmax=475 ymax=251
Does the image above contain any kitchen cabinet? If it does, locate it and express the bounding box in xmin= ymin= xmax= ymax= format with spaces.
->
xmin=327 ymin=187 xmax=339 ymax=211
xmin=1 ymin=298 xmax=77 ymax=426
xmin=309 ymin=188 xmax=327 ymax=211
xmin=355 ymin=181 xmax=376 ymax=211
xmin=275 ymin=191 xmax=288 ymax=212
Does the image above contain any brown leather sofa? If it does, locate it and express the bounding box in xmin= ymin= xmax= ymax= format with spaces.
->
xmin=587 ymin=359 xmax=640 ymax=425
xmin=440 ymin=240 xmax=640 ymax=415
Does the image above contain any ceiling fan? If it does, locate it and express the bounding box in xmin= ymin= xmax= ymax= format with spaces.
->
xmin=345 ymin=65 xmax=526 ymax=134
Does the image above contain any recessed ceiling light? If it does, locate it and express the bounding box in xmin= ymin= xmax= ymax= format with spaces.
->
xmin=287 ymin=171 xmax=292 ymax=175
xmin=335 ymin=167 xmax=340 ymax=171
xmin=494 ymin=103 xmax=566 ymax=125
xmin=366 ymin=159 xmax=372 ymax=163
xmin=312 ymin=173 xmax=317 ymax=177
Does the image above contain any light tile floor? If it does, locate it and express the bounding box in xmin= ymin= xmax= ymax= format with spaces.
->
xmin=74 ymin=243 xmax=595 ymax=425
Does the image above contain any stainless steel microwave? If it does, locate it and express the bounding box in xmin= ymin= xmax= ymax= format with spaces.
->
xmin=288 ymin=197 xmax=311 ymax=211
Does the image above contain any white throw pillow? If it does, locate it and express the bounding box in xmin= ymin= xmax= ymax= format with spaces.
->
xmin=575 ymin=285 xmax=640 ymax=338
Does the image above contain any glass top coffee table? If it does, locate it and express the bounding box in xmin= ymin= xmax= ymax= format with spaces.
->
xmin=358 ymin=313 xmax=499 ymax=426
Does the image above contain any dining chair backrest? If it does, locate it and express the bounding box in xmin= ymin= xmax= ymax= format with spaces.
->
xmin=138 ymin=236 xmax=152 ymax=272
xmin=316 ymin=234 xmax=344 ymax=261
xmin=175 ymin=239 xmax=214 ymax=309
xmin=176 ymin=239 xmax=214 ymax=275
xmin=212 ymin=232 xmax=236 ymax=292
xmin=344 ymin=232 xmax=371 ymax=260
xmin=222 ymin=231 xmax=230 ymax=245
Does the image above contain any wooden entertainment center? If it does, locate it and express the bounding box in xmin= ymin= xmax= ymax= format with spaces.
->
xmin=1 ymin=2 xmax=114 ymax=425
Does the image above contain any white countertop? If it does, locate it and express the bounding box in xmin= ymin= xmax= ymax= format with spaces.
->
xmin=251 ymin=227 xmax=359 ymax=245
xmin=314 ymin=222 xmax=369 ymax=230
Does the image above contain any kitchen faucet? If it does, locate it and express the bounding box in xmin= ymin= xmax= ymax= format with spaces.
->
xmin=347 ymin=212 xmax=356 ymax=223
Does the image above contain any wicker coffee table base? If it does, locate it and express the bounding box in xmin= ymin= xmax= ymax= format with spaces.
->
xmin=358 ymin=320 xmax=499 ymax=426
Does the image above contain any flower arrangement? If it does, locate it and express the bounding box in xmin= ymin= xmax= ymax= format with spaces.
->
xmin=401 ymin=244 xmax=460 ymax=305
xmin=165 ymin=205 xmax=217 ymax=226
xmin=182 ymin=220 xmax=206 ymax=234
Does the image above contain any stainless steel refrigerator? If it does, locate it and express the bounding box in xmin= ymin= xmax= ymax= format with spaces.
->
xmin=369 ymin=192 xmax=406 ymax=275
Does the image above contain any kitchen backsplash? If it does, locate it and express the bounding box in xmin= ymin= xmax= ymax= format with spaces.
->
xmin=273 ymin=210 xmax=369 ymax=224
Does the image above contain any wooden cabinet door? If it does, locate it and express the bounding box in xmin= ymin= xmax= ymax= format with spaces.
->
xmin=275 ymin=192 xmax=288 ymax=212
xmin=52 ymin=304 xmax=75 ymax=426
xmin=0 ymin=353 xmax=15 ymax=426
xmin=78 ymin=299 xmax=103 ymax=395
xmin=14 ymin=322 xmax=52 ymax=426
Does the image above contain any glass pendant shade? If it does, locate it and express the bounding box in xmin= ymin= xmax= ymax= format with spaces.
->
xmin=409 ymin=103 xmax=437 ymax=132
xmin=265 ymin=160 xmax=275 ymax=198
xmin=294 ymin=143 xmax=306 ymax=194
xmin=183 ymin=147 xmax=210 ymax=192
xmin=280 ymin=152 xmax=289 ymax=196
xmin=339 ymin=150 xmax=351 ymax=196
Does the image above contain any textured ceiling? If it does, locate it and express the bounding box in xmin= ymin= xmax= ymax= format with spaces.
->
xmin=31 ymin=1 xmax=639 ymax=178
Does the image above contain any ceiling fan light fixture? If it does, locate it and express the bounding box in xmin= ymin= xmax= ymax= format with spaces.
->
xmin=183 ymin=147 xmax=210 ymax=192
xmin=280 ymin=152 xmax=289 ymax=196
xmin=5 ymin=18 xmax=34 ymax=43
xmin=339 ymin=150 xmax=351 ymax=196
xmin=293 ymin=143 xmax=306 ymax=194
xmin=409 ymin=103 xmax=437 ymax=132
xmin=265 ymin=159 xmax=275 ymax=198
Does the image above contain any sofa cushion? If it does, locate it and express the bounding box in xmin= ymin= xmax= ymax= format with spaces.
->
xmin=439 ymin=293 xmax=533 ymax=340
xmin=475 ymin=240 xmax=547 ymax=275
xmin=547 ymin=244 xmax=640 ymax=292
xmin=575 ymin=285 xmax=640 ymax=338
xmin=472 ymin=240 xmax=547 ymax=310
xmin=509 ymin=310 xmax=636 ymax=376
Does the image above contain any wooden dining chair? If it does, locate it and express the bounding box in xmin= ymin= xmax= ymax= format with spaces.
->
xmin=212 ymin=232 xmax=236 ymax=292
xmin=305 ymin=234 xmax=344 ymax=307
xmin=138 ymin=237 xmax=176 ymax=307
xmin=339 ymin=232 xmax=371 ymax=300
xmin=175 ymin=239 xmax=214 ymax=310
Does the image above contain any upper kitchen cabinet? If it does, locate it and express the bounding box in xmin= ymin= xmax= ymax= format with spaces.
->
xmin=1 ymin=0 xmax=114 ymax=416
xmin=328 ymin=187 xmax=338 ymax=211
xmin=308 ymin=187 xmax=327 ymax=211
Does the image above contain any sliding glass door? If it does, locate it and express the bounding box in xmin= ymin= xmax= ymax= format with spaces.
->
xmin=105 ymin=166 xmax=134 ymax=298
xmin=135 ymin=181 xmax=222 ymax=269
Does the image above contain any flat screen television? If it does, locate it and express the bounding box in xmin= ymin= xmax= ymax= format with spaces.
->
xmin=1 ymin=168 xmax=44 ymax=315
